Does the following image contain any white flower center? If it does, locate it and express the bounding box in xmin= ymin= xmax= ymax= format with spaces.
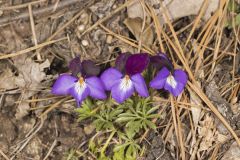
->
xmin=74 ymin=77 xmax=87 ymax=94
xmin=120 ymin=75 xmax=133 ymax=92
xmin=166 ymin=75 xmax=177 ymax=88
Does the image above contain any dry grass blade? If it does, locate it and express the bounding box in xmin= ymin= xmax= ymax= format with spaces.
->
xmin=0 ymin=0 xmax=46 ymax=10
xmin=0 ymin=37 xmax=67 ymax=60
xmin=80 ymin=0 xmax=135 ymax=37
xmin=28 ymin=4 xmax=42 ymax=61
xmin=184 ymin=0 xmax=209 ymax=47
xmin=100 ymin=24 xmax=154 ymax=54
xmin=157 ymin=1 xmax=240 ymax=146
xmin=0 ymin=149 xmax=10 ymax=160
xmin=40 ymin=97 xmax=70 ymax=118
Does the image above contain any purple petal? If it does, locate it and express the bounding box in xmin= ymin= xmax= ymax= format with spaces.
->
xmin=149 ymin=67 xmax=170 ymax=89
xmin=51 ymin=74 xmax=77 ymax=95
xmin=131 ymin=74 xmax=149 ymax=97
xmin=164 ymin=78 xmax=185 ymax=97
xmin=81 ymin=60 xmax=100 ymax=77
xmin=164 ymin=69 xmax=187 ymax=96
xmin=100 ymin=68 xmax=123 ymax=90
xmin=157 ymin=52 xmax=169 ymax=60
xmin=111 ymin=78 xmax=134 ymax=103
xmin=150 ymin=53 xmax=173 ymax=71
xmin=69 ymin=56 xmax=81 ymax=76
xmin=69 ymin=82 xmax=90 ymax=106
xmin=86 ymin=76 xmax=107 ymax=99
xmin=115 ymin=53 xmax=131 ymax=73
xmin=125 ymin=53 xmax=149 ymax=75
xmin=173 ymin=69 xmax=188 ymax=85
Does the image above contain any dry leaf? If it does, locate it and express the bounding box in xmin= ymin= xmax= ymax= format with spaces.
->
xmin=189 ymin=88 xmax=202 ymax=127
xmin=0 ymin=68 xmax=17 ymax=90
xmin=124 ymin=17 xmax=154 ymax=47
xmin=15 ymin=102 xmax=30 ymax=120
xmin=221 ymin=142 xmax=240 ymax=160
xmin=127 ymin=0 xmax=219 ymax=23
xmin=127 ymin=0 xmax=144 ymax=19
xmin=162 ymin=0 xmax=219 ymax=21
xmin=198 ymin=115 xmax=216 ymax=151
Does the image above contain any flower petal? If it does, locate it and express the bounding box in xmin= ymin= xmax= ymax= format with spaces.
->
xmin=69 ymin=82 xmax=90 ymax=106
xmin=131 ymin=74 xmax=149 ymax=97
xmin=115 ymin=53 xmax=131 ymax=73
xmin=173 ymin=69 xmax=188 ymax=85
xmin=69 ymin=56 xmax=81 ymax=76
xmin=164 ymin=69 xmax=188 ymax=97
xmin=111 ymin=78 xmax=134 ymax=103
xmin=149 ymin=67 xmax=170 ymax=89
xmin=81 ymin=60 xmax=100 ymax=77
xmin=150 ymin=53 xmax=173 ymax=71
xmin=164 ymin=79 xmax=185 ymax=97
xmin=125 ymin=53 xmax=149 ymax=75
xmin=51 ymin=74 xmax=77 ymax=95
xmin=86 ymin=76 xmax=107 ymax=99
xmin=100 ymin=68 xmax=123 ymax=90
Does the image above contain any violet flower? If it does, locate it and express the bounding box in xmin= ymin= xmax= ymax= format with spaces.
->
xmin=150 ymin=53 xmax=188 ymax=96
xmin=51 ymin=57 xmax=106 ymax=106
xmin=100 ymin=53 xmax=149 ymax=103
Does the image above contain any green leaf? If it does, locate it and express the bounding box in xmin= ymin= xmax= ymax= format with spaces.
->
xmin=113 ymin=143 xmax=130 ymax=152
xmin=147 ymin=114 xmax=160 ymax=119
xmin=115 ymin=117 xmax=138 ymax=123
xmin=235 ymin=13 xmax=240 ymax=25
xmin=126 ymin=145 xmax=137 ymax=160
xmin=145 ymin=120 xmax=157 ymax=130
xmin=118 ymin=113 xmax=136 ymax=117
xmin=113 ymin=146 xmax=125 ymax=160
xmin=146 ymin=106 xmax=160 ymax=115
xmin=228 ymin=0 xmax=240 ymax=12
xmin=110 ymin=109 xmax=124 ymax=118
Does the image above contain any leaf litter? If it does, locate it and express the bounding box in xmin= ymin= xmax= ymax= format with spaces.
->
xmin=0 ymin=0 xmax=239 ymax=159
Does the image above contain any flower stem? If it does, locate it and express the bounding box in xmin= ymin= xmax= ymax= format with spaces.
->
xmin=100 ymin=130 xmax=116 ymax=157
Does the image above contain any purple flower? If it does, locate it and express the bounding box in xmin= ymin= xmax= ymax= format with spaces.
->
xmin=52 ymin=57 xmax=106 ymax=106
xmin=150 ymin=53 xmax=188 ymax=96
xmin=101 ymin=53 xmax=149 ymax=103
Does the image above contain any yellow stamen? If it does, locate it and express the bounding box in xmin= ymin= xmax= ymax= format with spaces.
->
xmin=78 ymin=77 xmax=84 ymax=85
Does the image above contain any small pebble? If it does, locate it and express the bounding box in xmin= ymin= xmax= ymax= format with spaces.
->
xmin=112 ymin=4 xmax=117 ymax=9
xmin=77 ymin=24 xmax=85 ymax=32
xmin=81 ymin=40 xmax=89 ymax=46
xmin=106 ymin=35 xmax=113 ymax=44
xmin=81 ymin=13 xmax=88 ymax=19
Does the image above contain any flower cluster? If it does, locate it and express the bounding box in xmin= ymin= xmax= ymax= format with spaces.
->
xmin=52 ymin=53 xmax=188 ymax=106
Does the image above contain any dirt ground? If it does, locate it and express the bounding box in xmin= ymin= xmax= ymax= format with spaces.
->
xmin=0 ymin=0 xmax=239 ymax=160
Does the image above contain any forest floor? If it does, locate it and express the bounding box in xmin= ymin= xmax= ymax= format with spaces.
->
xmin=0 ymin=0 xmax=239 ymax=160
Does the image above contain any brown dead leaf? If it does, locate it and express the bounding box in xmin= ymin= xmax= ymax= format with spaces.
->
xmin=127 ymin=0 xmax=219 ymax=24
xmin=0 ymin=68 xmax=17 ymax=90
xmin=189 ymin=87 xmax=202 ymax=127
xmin=15 ymin=102 xmax=30 ymax=120
xmin=221 ymin=142 xmax=240 ymax=160
xmin=124 ymin=17 xmax=154 ymax=47
xmin=198 ymin=114 xmax=216 ymax=151
xmin=127 ymin=0 xmax=144 ymax=19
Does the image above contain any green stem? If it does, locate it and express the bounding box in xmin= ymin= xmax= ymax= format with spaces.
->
xmin=100 ymin=130 xmax=116 ymax=157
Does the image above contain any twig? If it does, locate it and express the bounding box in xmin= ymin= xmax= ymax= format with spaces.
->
xmin=80 ymin=0 xmax=135 ymax=37
xmin=0 ymin=37 xmax=67 ymax=60
xmin=10 ymin=118 xmax=44 ymax=159
xmin=0 ymin=0 xmax=46 ymax=11
xmin=0 ymin=0 xmax=86 ymax=25
xmin=28 ymin=4 xmax=42 ymax=61
xmin=0 ymin=149 xmax=10 ymax=160
xmin=43 ymin=139 xmax=57 ymax=160
xmin=37 ymin=0 xmax=96 ymax=53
